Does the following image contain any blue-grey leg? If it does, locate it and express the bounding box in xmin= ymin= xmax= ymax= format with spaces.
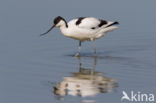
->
xmin=79 ymin=41 xmax=81 ymax=54
xmin=93 ymin=42 xmax=97 ymax=56
xmin=75 ymin=41 xmax=81 ymax=57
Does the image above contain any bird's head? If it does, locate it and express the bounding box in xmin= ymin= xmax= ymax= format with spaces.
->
xmin=54 ymin=16 xmax=66 ymax=27
xmin=40 ymin=16 xmax=67 ymax=36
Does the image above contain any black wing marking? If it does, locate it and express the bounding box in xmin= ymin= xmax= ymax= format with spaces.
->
xmin=91 ymin=19 xmax=107 ymax=29
xmin=98 ymin=19 xmax=107 ymax=27
xmin=76 ymin=17 xmax=86 ymax=25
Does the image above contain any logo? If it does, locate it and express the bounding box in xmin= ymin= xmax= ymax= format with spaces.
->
xmin=121 ymin=91 xmax=154 ymax=102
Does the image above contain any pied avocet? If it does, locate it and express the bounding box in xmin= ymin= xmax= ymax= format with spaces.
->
xmin=41 ymin=16 xmax=119 ymax=56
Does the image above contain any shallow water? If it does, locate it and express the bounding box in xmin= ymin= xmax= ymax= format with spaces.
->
xmin=0 ymin=0 xmax=156 ymax=103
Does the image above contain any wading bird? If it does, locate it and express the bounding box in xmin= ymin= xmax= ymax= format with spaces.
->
xmin=41 ymin=16 xmax=119 ymax=56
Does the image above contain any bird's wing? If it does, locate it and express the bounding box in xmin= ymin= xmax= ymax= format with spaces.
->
xmin=76 ymin=17 xmax=108 ymax=29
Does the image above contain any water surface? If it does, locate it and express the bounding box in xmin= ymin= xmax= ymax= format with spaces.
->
xmin=0 ymin=0 xmax=156 ymax=103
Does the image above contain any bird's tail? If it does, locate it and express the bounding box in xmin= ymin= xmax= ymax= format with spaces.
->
xmin=103 ymin=21 xmax=119 ymax=32
xmin=95 ymin=21 xmax=119 ymax=39
xmin=105 ymin=21 xmax=119 ymax=28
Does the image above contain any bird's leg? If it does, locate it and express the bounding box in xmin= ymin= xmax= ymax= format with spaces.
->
xmin=78 ymin=41 xmax=81 ymax=55
xmin=93 ymin=42 xmax=97 ymax=56
xmin=75 ymin=41 xmax=81 ymax=57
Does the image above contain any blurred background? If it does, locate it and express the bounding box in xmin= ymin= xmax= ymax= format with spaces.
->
xmin=0 ymin=0 xmax=156 ymax=103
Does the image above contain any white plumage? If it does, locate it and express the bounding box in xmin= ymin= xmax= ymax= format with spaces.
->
xmin=41 ymin=16 xmax=119 ymax=56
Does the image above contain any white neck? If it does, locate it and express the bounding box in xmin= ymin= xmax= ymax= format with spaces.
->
xmin=59 ymin=24 xmax=69 ymax=37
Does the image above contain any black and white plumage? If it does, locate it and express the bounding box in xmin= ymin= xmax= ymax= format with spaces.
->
xmin=41 ymin=16 xmax=119 ymax=56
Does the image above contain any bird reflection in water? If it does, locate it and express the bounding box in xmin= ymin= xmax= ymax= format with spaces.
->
xmin=53 ymin=56 xmax=118 ymax=100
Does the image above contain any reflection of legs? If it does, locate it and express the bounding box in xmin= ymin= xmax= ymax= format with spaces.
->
xmin=78 ymin=56 xmax=82 ymax=72
xmin=93 ymin=56 xmax=97 ymax=69
xmin=91 ymin=55 xmax=97 ymax=75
